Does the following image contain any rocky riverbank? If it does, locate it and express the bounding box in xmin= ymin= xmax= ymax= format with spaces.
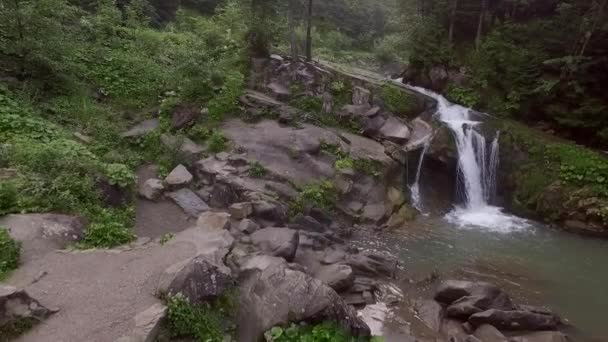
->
xmin=0 ymin=56 xmax=576 ymax=342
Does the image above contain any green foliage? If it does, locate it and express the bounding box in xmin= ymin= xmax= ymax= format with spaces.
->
xmin=264 ymin=322 xmax=380 ymax=342
xmin=445 ymin=85 xmax=480 ymax=108
xmin=380 ymin=84 xmax=415 ymax=117
xmin=289 ymin=181 xmax=336 ymax=217
xmin=330 ymin=81 xmax=353 ymax=107
xmin=0 ymin=181 xmax=18 ymax=215
xmin=335 ymin=157 xmax=354 ymax=170
xmin=249 ymin=161 xmax=268 ymax=178
xmin=81 ymin=209 xmax=136 ymax=249
xmin=0 ymin=227 xmax=21 ymax=280
xmin=104 ymin=163 xmax=136 ymax=188
xmin=207 ymin=70 xmax=245 ymax=121
xmin=290 ymin=96 xmax=323 ymax=114
xmin=207 ymin=131 xmax=228 ymax=153
xmin=167 ymin=291 xmax=237 ymax=341
xmin=321 ymin=142 xmax=381 ymax=177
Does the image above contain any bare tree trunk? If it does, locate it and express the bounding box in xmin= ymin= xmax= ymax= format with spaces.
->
xmin=12 ymin=0 xmax=25 ymax=76
xmin=475 ymin=0 xmax=487 ymax=49
xmin=448 ymin=0 xmax=459 ymax=43
xmin=288 ymin=0 xmax=297 ymax=60
xmin=579 ymin=0 xmax=607 ymax=57
xmin=305 ymin=0 xmax=313 ymax=61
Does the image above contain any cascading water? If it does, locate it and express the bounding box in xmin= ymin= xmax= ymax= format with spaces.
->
xmin=409 ymin=140 xmax=430 ymax=212
xmin=402 ymin=83 xmax=530 ymax=232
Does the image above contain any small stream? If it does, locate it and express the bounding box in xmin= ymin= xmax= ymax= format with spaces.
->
xmin=353 ymin=217 xmax=608 ymax=341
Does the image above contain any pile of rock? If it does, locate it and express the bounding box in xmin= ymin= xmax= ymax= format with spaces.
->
xmin=415 ymin=280 xmax=569 ymax=342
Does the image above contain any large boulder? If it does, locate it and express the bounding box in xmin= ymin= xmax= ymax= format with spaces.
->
xmin=171 ymin=104 xmax=201 ymax=130
xmin=250 ymin=228 xmax=299 ymax=262
xmin=473 ymin=324 xmax=509 ymax=342
xmin=413 ymin=299 xmax=443 ymax=332
xmin=352 ymin=86 xmax=371 ymax=106
xmin=435 ymin=280 xmax=514 ymax=313
xmin=166 ymin=189 xmax=210 ymax=217
xmin=0 ymin=214 xmax=85 ymax=263
xmin=117 ymin=303 xmax=167 ymax=342
xmin=157 ymin=255 xmax=234 ymax=304
xmin=139 ymin=178 xmax=164 ymax=201
xmin=252 ymin=201 xmax=287 ymax=227
xmin=236 ymin=263 xmax=370 ymax=341
xmin=161 ymin=134 xmax=204 ymax=160
xmin=0 ymin=286 xmax=55 ymax=336
xmin=468 ymin=309 xmax=560 ymax=331
xmin=196 ymin=212 xmax=231 ymax=230
xmin=314 ymin=264 xmax=355 ymax=292
xmin=379 ymin=116 xmax=411 ymax=144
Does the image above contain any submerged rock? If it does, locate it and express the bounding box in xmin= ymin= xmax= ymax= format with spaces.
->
xmin=468 ymin=309 xmax=560 ymax=331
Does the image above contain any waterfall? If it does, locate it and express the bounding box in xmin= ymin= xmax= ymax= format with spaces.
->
xmin=404 ymin=85 xmax=499 ymax=209
xmin=410 ymin=140 xmax=430 ymax=212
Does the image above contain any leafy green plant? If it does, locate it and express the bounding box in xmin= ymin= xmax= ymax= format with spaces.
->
xmin=0 ymin=180 xmax=18 ymax=215
xmin=208 ymin=131 xmax=229 ymax=153
xmin=446 ymin=85 xmax=481 ymax=108
xmin=290 ymin=96 xmax=323 ymax=114
xmin=249 ymin=161 xmax=267 ymax=178
xmin=167 ymin=291 xmax=238 ymax=341
xmin=264 ymin=322 xmax=380 ymax=342
xmin=289 ymin=181 xmax=336 ymax=217
xmin=159 ymin=233 xmax=174 ymax=245
xmin=335 ymin=157 xmax=354 ymax=170
xmin=105 ymin=164 xmax=136 ymax=188
xmin=0 ymin=227 xmax=21 ymax=280
xmin=81 ymin=209 xmax=135 ymax=249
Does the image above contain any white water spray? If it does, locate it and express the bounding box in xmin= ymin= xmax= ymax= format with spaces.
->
xmin=403 ymin=84 xmax=530 ymax=232
xmin=410 ymin=140 xmax=430 ymax=212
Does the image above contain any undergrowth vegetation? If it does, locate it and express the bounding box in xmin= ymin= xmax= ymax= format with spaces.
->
xmin=265 ymin=322 xmax=382 ymax=342
xmin=166 ymin=292 xmax=238 ymax=341
xmin=0 ymin=0 xmax=248 ymax=249
xmin=289 ymin=181 xmax=336 ymax=218
xmin=0 ymin=227 xmax=21 ymax=280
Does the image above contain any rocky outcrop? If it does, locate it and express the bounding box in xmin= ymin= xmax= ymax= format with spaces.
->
xmin=250 ymin=228 xmax=299 ymax=262
xmin=121 ymin=119 xmax=159 ymax=138
xmin=414 ymin=280 xmax=566 ymax=342
xmin=0 ymin=286 xmax=56 ymax=338
xmin=0 ymin=214 xmax=85 ymax=263
xmin=117 ymin=303 xmax=167 ymax=342
xmin=236 ymin=262 xmax=370 ymax=341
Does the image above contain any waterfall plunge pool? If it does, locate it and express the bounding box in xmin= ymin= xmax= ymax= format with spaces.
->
xmin=353 ymin=216 xmax=608 ymax=341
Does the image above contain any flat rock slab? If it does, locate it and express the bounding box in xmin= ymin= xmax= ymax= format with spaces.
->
xmin=121 ymin=119 xmax=159 ymax=138
xmin=166 ymin=189 xmax=210 ymax=218
xmin=135 ymin=199 xmax=192 ymax=239
xmin=0 ymin=214 xmax=85 ymax=263
xmin=6 ymin=236 xmax=200 ymax=342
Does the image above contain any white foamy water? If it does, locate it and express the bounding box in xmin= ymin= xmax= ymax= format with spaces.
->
xmin=403 ymin=84 xmax=531 ymax=232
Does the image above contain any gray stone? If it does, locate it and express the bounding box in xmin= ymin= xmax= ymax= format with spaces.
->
xmin=171 ymin=104 xmax=201 ymax=130
xmin=510 ymin=331 xmax=569 ymax=342
xmin=158 ymin=256 xmax=234 ymax=304
xmin=345 ymin=253 xmax=396 ymax=277
xmin=166 ymin=228 xmax=235 ymax=274
xmin=447 ymin=291 xmax=514 ymax=320
xmin=239 ymin=255 xmax=287 ymax=272
xmin=322 ymin=248 xmax=347 ymax=265
xmin=209 ymin=183 xmax=238 ymax=208
xmin=121 ymin=119 xmax=159 ymax=138
xmin=118 ymin=303 xmax=167 ymax=342
xmin=229 ymin=202 xmax=253 ymax=220
xmin=0 ymin=286 xmax=55 ymax=331
xmin=379 ymin=116 xmax=411 ymax=144
xmin=352 ymin=86 xmax=371 ymax=106
xmin=164 ymin=165 xmax=193 ymax=187
xmin=469 ymin=309 xmax=560 ymax=331
xmin=340 ymin=104 xmax=371 ymax=118
xmin=252 ymin=201 xmax=287 ymax=226
xmin=0 ymin=214 xmax=85 ymax=263
xmin=361 ymin=203 xmax=388 ymax=222
xmin=166 ymin=188 xmax=210 ymax=217
xmin=236 ymin=263 xmax=370 ymax=341
xmin=435 ymin=281 xmax=514 ymax=311
xmin=314 ymin=264 xmax=354 ymax=292
xmin=290 ymin=214 xmax=326 ymax=233
xmin=139 ymin=178 xmax=164 ymax=201
xmin=237 ymin=219 xmax=260 ymax=235
xmin=196 ymin=212 xmax=231 ymax=230
xmin=267 ymin=82 xmax=290 ymax=101
xmin=250 ymin=228 xmax=299 ymax=262
xmin=365 ymin=106 xmax=381 ymax=117
xmin=413 ymin=299 xmax=443 ymax=332
xmin=440 ymin=319 xmax=468 ymax=341
xmin=161 ymin=134 xmax=204 ymax=159
xmin=473 ymin=324 xmax=508 ymax=342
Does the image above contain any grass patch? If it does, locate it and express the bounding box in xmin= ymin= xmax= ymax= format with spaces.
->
xmin=207 ymin=131 xmax=229 ymax=153
xmin=166 ymin=291 xmax=238 ymax=342
xmin=380 ymin=83 xmax=416 ymax=117
xmin=320 ymin=141 xmax=381 ymax=177
xmin=0 ymin=227 xmax=21 ymax=280
xmin=249 ymin=161 xmax=267 ymax=178
xmin=265 ymin=322 xmax=382 ymax=342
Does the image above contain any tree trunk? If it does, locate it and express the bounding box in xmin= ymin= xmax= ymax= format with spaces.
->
xmin=305 ymin=0 xmax=313 ymax=61
xmin=448 ymin=0 xmax=459 ymax=43
xmin=288 ymin=0 xmax=297 ymax=60
xmin=579 ymin=0 xmax=607 ymax=57
xmin=475 ymin=0 xmax=487 ymax=49
xmin=13 ymin=0 xmax=25 ymax=76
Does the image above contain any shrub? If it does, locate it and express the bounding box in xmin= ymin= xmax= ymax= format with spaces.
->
xmin=207 ymin=131 xmax=228 ymax=153
xmin=0 ymin=180 xmax=18 ymax=215
xmin=167 ymin=291 xmax=238 ymax=341
xmin=380 ymin=84 xmax=415 ymax=117
xmin=335 ymin=157 xmax=354 ymax=170
xmin=289 ymin=181 xmax=336 ymax=217
xmin=0 ymin=227 xmax=21 ymax=280
xmin=105 ymin=164 xmax=136 ymax=189
xmin=265 ymin=322 xmax=381 ymax=342
xmin=249 ymin=161 xmax=267 ymax=178
xmin=81 ymin=209 xmax=135 ymax=249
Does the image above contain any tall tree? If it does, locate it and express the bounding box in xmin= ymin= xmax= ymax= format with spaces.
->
xmin=475 ymin=0 xmax=487 ymax=49
xmin=305 ymin=0 xmax=313 ymax=61
xmin=448 ymin=0 xmax=459 ymax=43
xmin=288 ymin=0 xmax=297 ymax=59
